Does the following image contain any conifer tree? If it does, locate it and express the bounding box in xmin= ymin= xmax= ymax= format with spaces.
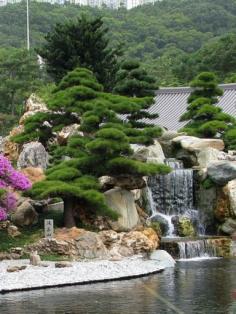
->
xmin=22 ymin=68 xmax=170 ymax=227
xmin=113 ymin=60 xmax=159 ymax=128
xmin=179 ymin=72 xmax=236 ymax=138
xmin=38 ymin=16 xmax=122 ymax=91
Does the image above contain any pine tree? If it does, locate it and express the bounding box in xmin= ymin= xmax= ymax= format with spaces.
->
xmin=179 ymin=72 xmax=236 ymax=138
xmin=21 ymin=68 xmax=170 ymax=227
xmin=113 ymin=60 xmax=159 ymax=128
xmin=38 ymin=16 xmax=122 ymax=91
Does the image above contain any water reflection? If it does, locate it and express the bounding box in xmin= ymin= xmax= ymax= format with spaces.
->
xmin=0 ymin=259 xmax=235 ymax=314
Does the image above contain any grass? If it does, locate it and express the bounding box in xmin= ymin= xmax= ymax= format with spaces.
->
xmin=0 ymin=210 xmax=64 ymax=253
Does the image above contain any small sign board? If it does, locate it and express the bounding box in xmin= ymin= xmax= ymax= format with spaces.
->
xmin=44 ymin=219 xmax=54 ymax=239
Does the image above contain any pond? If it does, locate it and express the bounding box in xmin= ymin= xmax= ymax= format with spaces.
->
xmin=0 ymin=258 xmax=236 ymax=314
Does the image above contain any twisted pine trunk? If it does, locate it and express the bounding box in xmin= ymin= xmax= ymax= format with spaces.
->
xmin=63 ymin=197 xmax=76 ymax=228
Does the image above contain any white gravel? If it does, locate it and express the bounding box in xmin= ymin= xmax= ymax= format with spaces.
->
xmin=0 ymin=256 xmax=164 ymax=293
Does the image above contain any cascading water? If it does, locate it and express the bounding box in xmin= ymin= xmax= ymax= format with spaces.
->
xmin=177 ymin=239 xmax=217 ymax=259
xmin=147 ymin=158 xmax=198 ymax=236
xmin=147 ymin=158 xmax=219 ymax=259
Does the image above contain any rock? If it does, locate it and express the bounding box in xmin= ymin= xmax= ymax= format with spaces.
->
xmin=3 ymin=135 xmax=20 ymax=161
xmin=11 ymin=200 xmax=38 ymax=226
xmin=142 ymin=228 xmax=159 ymax=249
xmin=177 ymin=217 xmax=195 ymax=237
xmin=19 ymin=94 xmax=48 ymax=125
xmin=55 ymin=261 xmax=72 ymax=268
xmin=220 ymin=218 xmax=236 ymax=235
xmin=30 ymin=251 xmax=41 ymax=266
xmin=20 ymin=167 xmax=45 ymax=184
xmin=150 ymin=213 xmax=170 ymax=235
xmin=196 ymin=148 xmax=220 ymax=168
xmin=131 ymin=140 xmax=165 ymax=164
xmin=104 ymin=188 xmax=139 ymax=231
xmin=207 ymin=161 xmax=236 ymax=185
xmin=57 ymin=124 xmax=81 ymax=145
xmin=75 ymin=231 xmax=109 ymax=259
xmin=150 ymin=250 xmax=176 ymax=267
xmin=7 ymin=225 xmax=21 ymax=237
xmin=17 ymin=142 xmax=49 ymax=170
xmin=160 ymin=131 xmax=186 ymax=141
xmin=172 ymin=136 xmax=224 ymax=152
xmin=214 ymin=187 xmax=230 ymax=222
xmin=176 ymin=148 xmax=197 ymax=168
xmin=26 ymin=238 xmax=75 ymax=256
xmin=121 ymin=229 xmax=159 ymax=254
xmin=9 ymin=247 xmax=23 ymax=255
xmin=7 ymin=265 xmax=27 ymax=272
xmin=99 ymin=230 xmax=119 ymax=248
xmin=227 ymin=180 xmax=236 ymax=216
xmin=0 ymin=220 xmax=10 ymax=230
xmin=99 ymin=175 xmax=146 ymax=190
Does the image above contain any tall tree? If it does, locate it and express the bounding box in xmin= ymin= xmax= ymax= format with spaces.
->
xmin=38 ymin=16 xmax=122 ymax=91
xmin=179 ymin=72 xmax=236 ymax=137
xmin=0 ymin=48 xmax=43 ymax=117
xmin=20 ymin=67 xmax=170 ymax=227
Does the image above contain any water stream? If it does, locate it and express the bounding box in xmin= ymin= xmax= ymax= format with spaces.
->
xmin=147 ymin=159 xmax=219 ymax=259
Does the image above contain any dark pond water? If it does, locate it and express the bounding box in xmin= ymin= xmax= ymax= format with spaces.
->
xmin=1 ymin=258 xmax=236 ymax=314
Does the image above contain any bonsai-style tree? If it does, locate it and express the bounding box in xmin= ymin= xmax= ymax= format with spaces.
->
xmin=22 ymin=67 xmax=170 ymax=227
xmin=38 ymin=16 xmax=122 ymax=91
xmin=13 ymin=68 xmax=162 ymax=146
xmin=113 ymin=60 xmax=159 ymax=128
xmin=0 ymin=155 xmax=31 ymax=221
xmin=179 ymin=72 xmax=236 ymax=137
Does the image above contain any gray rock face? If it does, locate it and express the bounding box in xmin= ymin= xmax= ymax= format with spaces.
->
xmin=131 ymin=140 xmax=165 ymax=164
xmin=11 ymin=200 xmax=38 ymax=227
xmin=75 ymin=231 xmax=109 ymax=259
xmin=99 ymin=175 xmax=146 ymax=191
xmin=207 ymin=161 xmax=236 ymax=185
xmin=150 ymin=250 xmax=175 ymax=268
xmin=227 ymin=180 xmax=236 ymax=216
xmin=221 ymin=218 xmax=236 ymax=235
xmin=197 ymin=148 xmax=220 ymax=168
xmin=104 ymin=188 xmax=139 ymax=231
xmin=172 ymin=136 xmax=224 ymax=152
xmin=17 ymin=141 xmax=49 ymax=170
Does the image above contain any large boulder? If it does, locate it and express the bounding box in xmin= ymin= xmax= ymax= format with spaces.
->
xmin=104 ymin=188 xmax=139 ymax=231
xmin=11 ymin=200 xmax=38 ymax=226
xmin=131 ymin=140 xmax=165 ymax=164
xmin=172 ymin=136 xmax=224 ymax=152
xmin=207 ymin=161 xmax=236 ymax=186
xmin=196 ymin=147 xmax=220 ymax=168
xmin=227 ymin=180 xmax=236 ymax=216
xmin=150 ymin=250 xmax=176 ymax=268
xmin=17 ymin=141 xmax=49 ymax=170
xmin=220 ymin=218 xmax=236 ymax=235
xmin=75 ymin=231 xmax=109 ymax=259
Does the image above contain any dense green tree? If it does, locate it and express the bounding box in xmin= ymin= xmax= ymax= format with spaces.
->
xmin=1 ymin=1 xmax=236 ymax=86
xmin=22 ymin=67 xmax=170 ymax=227
xmin=113 ymin=60 xmax=157 ymax=97
xmin=0 ymin=48 xmax=43 ymax=117
xmin=179 ymin=72 xmax=236 ymax=138
xmin=38 ymin=16 xmax=122 ymax=91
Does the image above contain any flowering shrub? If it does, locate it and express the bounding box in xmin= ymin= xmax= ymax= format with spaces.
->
xmin=0 ymin=154 xmax=32 ymax=221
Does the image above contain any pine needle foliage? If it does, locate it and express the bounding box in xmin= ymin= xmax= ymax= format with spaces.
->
xmin=179 ymin=72 xmax=236 ymax=138
xmin=21 ymin=67 xmax=170 ymax=227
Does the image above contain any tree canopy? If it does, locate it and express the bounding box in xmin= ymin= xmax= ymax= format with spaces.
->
xmin=19 ymin=67 xmax=170 ymax=227
xmin=179 ymin=72 xmax=236 ymax=139
xmin=1 ymin=1 xmax=236 ymax=85
xmin=38 ymin=16 xmax=122 ymax=91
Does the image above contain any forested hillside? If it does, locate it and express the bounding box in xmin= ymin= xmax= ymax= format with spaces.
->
xmin=1 ymin=0 xmax=236 ymax=85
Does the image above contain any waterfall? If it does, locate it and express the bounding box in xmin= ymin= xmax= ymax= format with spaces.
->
xmin=177 ymin=239 xmax=217 ymax=259
xmin=147 ymin=158 xmax=199 ymax=237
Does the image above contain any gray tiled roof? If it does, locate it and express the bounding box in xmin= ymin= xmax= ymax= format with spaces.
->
xmin=145 ymin=83 xmax=236 ymax=131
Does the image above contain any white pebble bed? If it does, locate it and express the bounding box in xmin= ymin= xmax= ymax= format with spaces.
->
xmin=0 ymin=256 xmax=164 ymax=293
